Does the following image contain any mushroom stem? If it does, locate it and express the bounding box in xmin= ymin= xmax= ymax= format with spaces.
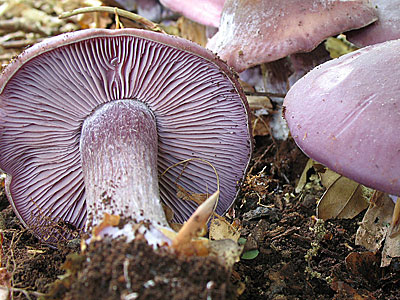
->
xmin=80 ymin=99 xmax=168 ymax=228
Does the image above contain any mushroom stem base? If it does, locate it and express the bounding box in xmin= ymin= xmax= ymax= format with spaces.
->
xmin=80 ymin=99 xmax=168 ymax=229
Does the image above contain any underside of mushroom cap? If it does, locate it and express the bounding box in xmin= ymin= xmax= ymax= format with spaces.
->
xmin=0 ymin=28 xmax=252 ymax=241
xmin=346 ymin=0 xmax=400 ymax=47
xmin=207 ymin=0 xmax=378 ymax=72
xmin=284 ymin=39 xmax=400 ymax=196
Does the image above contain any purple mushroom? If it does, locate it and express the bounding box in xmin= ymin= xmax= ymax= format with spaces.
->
xmin=347 ymin=0 xmax=400 ymax=47
xmin=207 ymin=0 xmax=378 ymax=72
xmin=283 ymin=38 xmax=400 ymax=196
xmin=0 ymin=28 xmax=252 ymax=242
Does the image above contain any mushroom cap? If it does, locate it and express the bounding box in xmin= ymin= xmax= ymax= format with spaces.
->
xmin=283 ymin=38 xmax=400 ymax=196
xmin=207 ymin=0 xmax=378 ymax=72
xmin=0 ymin=28 xmax=252 ymax=240
xmin=159 ymin=0 xmax=224 ymax=27
xmin=346 ymin=0 xmax=400 ymax=47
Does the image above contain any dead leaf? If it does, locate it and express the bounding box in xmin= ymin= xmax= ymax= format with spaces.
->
xmin=318 ymin=166 xmax=341 ymax=189
xmin=355 ymin=191 xmax=393 ymax=253
xmin=172 ymin=191 xmax=218 ymax=253
xmin=209 ymin=215 xmax=240 ymax=242
xmin=176 ymin=184 xmax=208 ymax=206
xmin=295 ymin=158 xmax=315 ymax=193
xmin=178 ymin=239 xmax=210 ymax=257
xmin=247 ymin=95 xmax=273 ymax=111
xmin=388 ymin=197 xmax=400 ymax=238
xmin=325 ymin=34 xmax=358 ymax=59
xmin=381 ymin=198 xmax=400 ymax=267
xmin=210 ymin=239 xmax=243 ymax=268
xmin=162 ymin=203 xmax=174 ymax=222
xmin=345 ymin=252 xmax=380 ymax=282
xmin=160 ymin=228 xmax=210 ymax=257
xmin=317 ymin=172 xmax=370 ymax=220
xmin=251 ymin=114 xmax=271 ymax=137
xmin=77 ymin=11 xmax=111 ymax=29
xmin=177 ymin=17 xmax=207 ymax=47
xmin=331 ymin=279 xmax=376 ymax=300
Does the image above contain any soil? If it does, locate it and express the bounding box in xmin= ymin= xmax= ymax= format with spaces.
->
xmin=1 ymin=136 xmax=399 ymax=300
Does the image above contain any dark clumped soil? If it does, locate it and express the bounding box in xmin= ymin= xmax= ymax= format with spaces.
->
xmin=0 ymin=197 xmax=68 ymax=299
xmin=1 ymin=136 xmax=400 ymax=300
xmin=232 ymin=136 xmax=400 ymax=300
xmin=48 ymin=237 xmax=236 ymax=300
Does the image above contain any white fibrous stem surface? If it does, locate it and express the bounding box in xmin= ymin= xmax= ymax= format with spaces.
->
xmin=80 ymin=99 xmax=169 ymax=229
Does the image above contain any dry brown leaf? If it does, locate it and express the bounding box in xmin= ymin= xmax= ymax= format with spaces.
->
xmin=160 ymin=228 xmax=210 ymax=257
xmin=295 ymin=158 xmax=315 ymax=193
xmin=388 ymin=197 xmax=400 ymax=237
xmin=381 ymin=230 xmax=400 ymax=267
xmin=355 ymin=191 xmax=393 ymax=253
xmin=177 ymin=16 xmax=207 ymax=47
xmin=209 ymin=215 xmax=240 ymax=242
xmin=318 ymin=166 xmax=341 ymax=188
xmin=381 ymin=198 xmax=400 ymax=267
xmin=250 ymin=114 xmax=271 ymax=137
xmin=345 ymin=252 xmax=380 ymax=282
xmin=162 ymin=203 xmax=174 ymax=222
xmin=238 ymin=79 xmax=256 ymax=93
xmin=176 ymin=184 xmax=208 ymax=206
xmin=77 ymin=11 xmax=111 ymax=29
xmin=247 ymin=95 xmax=273 ymax=111
xmin=296 ymin=162 xmax=370 ymax=220
xmin=331 ymin=279 xmax=376 ymax=300
xmin=172 ymin=191 xmax=218 ymax=253
xmin=317 ymin=172 xmax=370 ymax=220
xmin=210 ymin=239 xmax=243 ymax=269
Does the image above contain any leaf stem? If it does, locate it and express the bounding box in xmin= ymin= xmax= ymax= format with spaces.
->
xmin=59 ymin=6 xmax=165 ymax=33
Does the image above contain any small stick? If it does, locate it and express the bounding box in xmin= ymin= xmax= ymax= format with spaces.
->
xmin=114 ymin=7 xmax=124 ymax=29
xmin=245 ymin=91 xmax=286 ymax=99
xmin=0 ymin=19 xmax=49 ymax=36
xmin=0 ymin=39 xmax=42 ymax=49
xmin=0 ymin=285 xmax=46 ymax=300
xmin=59 ymin=6 xmax=165 ymax=33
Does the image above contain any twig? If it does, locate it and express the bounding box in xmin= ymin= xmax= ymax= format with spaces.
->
xmin=0 ymin=19 xmax=49 ymax=36
xmin=0 ymin=31 xmax=25 ymax=44
xmin=248 ymin=143 xmax=274 ymax=174
xmin=0 ymin=39 xmax=42 ymax=49
xmin=123 ymin=257 xmax=132 ymax=292
xmin=271 ymin=226 xmax=300 ymax=241
xmin=0 ymin=53 xmax=18 ymax=62
xmin=245 ymin=91 xmax=286 ymax=99
xmin=59 ymin=6 xmax=165 ymax=33
xmin=0 ymin=285 xmax=46 ymax=300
